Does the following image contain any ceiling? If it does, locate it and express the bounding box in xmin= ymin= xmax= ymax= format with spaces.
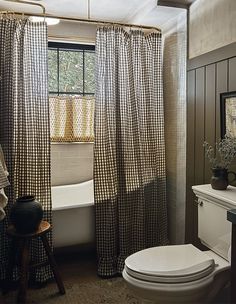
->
xmin=0 ymin=0 xmax=186 ymax=28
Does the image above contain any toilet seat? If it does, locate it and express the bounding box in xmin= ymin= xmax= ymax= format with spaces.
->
xmin=125 ymin=244 xmax=216 ymax=283
xmin=123 ymin=245 xmax=230 ymax=303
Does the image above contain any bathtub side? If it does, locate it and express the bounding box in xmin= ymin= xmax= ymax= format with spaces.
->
xmin=52 ymin=205 xmax=95 ymax=248
xmin=51 ymin=180 xmax=95 ymax=248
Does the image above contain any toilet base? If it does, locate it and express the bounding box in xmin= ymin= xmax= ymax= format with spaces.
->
xmin=123 ymin=267 xmax=230 ymax=304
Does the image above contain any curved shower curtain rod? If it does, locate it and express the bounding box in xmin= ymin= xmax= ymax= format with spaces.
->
xmin=3 ymin=0 xmax=45 ymax=15
xmin=2 ymin=0 xmax=161 ymax=33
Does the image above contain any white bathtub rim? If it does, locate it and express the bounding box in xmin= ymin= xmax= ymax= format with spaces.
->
xmin=51 ymin=180 xmax=94 ymax=211
xmin=51 ymin=180 xmax=93 ymax=190
xmin=52 ymin=201 xmax=94 ymax=211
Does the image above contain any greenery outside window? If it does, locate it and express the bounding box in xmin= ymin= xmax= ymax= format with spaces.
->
xmin=48 ymin=42 xmax=95 ymax=142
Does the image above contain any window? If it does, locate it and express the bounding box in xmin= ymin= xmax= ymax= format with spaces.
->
xmin=48 ymin=42 xmax=95 ymax=142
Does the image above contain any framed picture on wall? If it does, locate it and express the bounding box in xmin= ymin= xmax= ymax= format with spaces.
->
xmin=220 ymin=91 xmax=236 ymax=138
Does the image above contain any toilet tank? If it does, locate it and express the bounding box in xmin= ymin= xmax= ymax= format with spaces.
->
xmin=192 ymin=184 xmax=236 ymax=261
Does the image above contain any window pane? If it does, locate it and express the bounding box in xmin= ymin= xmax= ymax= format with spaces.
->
xmin=48 ymin=49 xmax=58 ymax=92
xmin=84 ymin=51 xmax=95 ymax=94
xmin=59 ymin=50 xmax=83 ymax=93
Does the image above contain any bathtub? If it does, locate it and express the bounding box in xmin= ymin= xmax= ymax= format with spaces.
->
xmin=51 ymin=180 xmax=95 ymax=248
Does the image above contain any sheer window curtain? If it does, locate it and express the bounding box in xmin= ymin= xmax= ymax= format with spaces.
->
xmin=49 ymin=96 xmax=94 ymax=142
xmin=94 ymin=27 xmax=168 ymax=277
xmin=0 ymin=18 xmax=52 ymax=282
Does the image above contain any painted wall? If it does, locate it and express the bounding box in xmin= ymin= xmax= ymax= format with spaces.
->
xmin=186 ymin=48 xmax=236 ymax=244
xmin=163 ymin=11 xmax=187 ymax=244
xmin=189 ymin=0 xmax=236 ymax=59
xmin=187 ymin=0 xmax=236 ymax=243
xmin=51 ymin=143 xmax=93 ymax=186
xmin=48 ymin=20 xmax=96 ymax=44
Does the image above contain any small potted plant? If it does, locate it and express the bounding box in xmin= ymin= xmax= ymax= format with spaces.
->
xmin=203 ymin=136 xmax=236 ymax=190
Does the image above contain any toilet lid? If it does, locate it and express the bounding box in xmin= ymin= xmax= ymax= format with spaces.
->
xmin=125 ymin=244 xmax=215 ymax=283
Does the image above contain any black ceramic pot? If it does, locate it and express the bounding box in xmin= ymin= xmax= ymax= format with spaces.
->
xmin=211 ymin=168 xmax=229 ymax=190
xmin=10 ymin=195 xmax=43 ymax=234
xmin=211 ymin=168 xmax=236 ymax=190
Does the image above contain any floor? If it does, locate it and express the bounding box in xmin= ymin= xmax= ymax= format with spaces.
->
xmin=0 ymin=250 xmax=142 ymax=304
xmin=0 ymin=249 xmax=231 ymax=304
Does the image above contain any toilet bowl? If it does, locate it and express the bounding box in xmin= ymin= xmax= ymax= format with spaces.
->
xmin=123 ymin=185 xmax=235 ymax=303
xmin=123 ymin=244 xmax=230 ymax=304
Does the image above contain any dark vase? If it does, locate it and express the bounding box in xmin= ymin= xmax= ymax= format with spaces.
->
xmin=211 ymin=168 xmax=229 ymax=190
xmin=10 ymin=195 xmax=43 ymax=234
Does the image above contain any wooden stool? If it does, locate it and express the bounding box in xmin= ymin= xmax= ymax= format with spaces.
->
xmin=5 ymin=220 xmax=65 ymax=304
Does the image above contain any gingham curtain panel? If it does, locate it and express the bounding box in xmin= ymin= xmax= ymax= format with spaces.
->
xmin=94 ymin=27 xmax=169 ymax=277
xmin=0 ymin=18 xmax=52 ymax=283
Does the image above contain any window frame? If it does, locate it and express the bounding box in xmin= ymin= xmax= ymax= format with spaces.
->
xmin=48 ymin=41 xmax=95 ymax=96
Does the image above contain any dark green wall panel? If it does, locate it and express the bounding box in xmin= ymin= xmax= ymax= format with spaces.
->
xmin=186 ymin=47 xmax=236 ymax=244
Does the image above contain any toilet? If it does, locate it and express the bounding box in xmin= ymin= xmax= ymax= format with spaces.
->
xmin=123 ymin=184 xmax=235 ymax=303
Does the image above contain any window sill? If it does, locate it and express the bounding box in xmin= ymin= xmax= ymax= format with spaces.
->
xmin=51 ymin=142 xmax=94 ymax=145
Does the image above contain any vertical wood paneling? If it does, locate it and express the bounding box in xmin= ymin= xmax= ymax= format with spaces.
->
xmin=195 ymin=67 xmax=205 ymax=184
xmin=191 ymin=67 xmax=205 ymax=245
xmin=186 ymin=70 xmax=196 ymax=243
xmin=204 ymin=64 xmax=216 ymax=183
xmin=228 ymin=58 xmax=236 ymax=174
xmin=216 ymin=60 xmax=228 ymax=140
xmin=229 ymin=57 xmax=236 ymax=91
xmin=186 ymin=51 xmax=236 ymax=244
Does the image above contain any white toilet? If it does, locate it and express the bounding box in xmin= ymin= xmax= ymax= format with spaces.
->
xmin=123 ymin=184 xmax=235 ymax=303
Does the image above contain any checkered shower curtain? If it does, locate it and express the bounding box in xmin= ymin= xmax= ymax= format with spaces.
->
xmin=0 ymin=18 xmax=52 ymax=282
xmin=94 ymin=27 xmax=168 ymax=277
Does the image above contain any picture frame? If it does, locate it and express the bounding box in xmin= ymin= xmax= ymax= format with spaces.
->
xmin=220 ymin=91 xmax=236 ymax=138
